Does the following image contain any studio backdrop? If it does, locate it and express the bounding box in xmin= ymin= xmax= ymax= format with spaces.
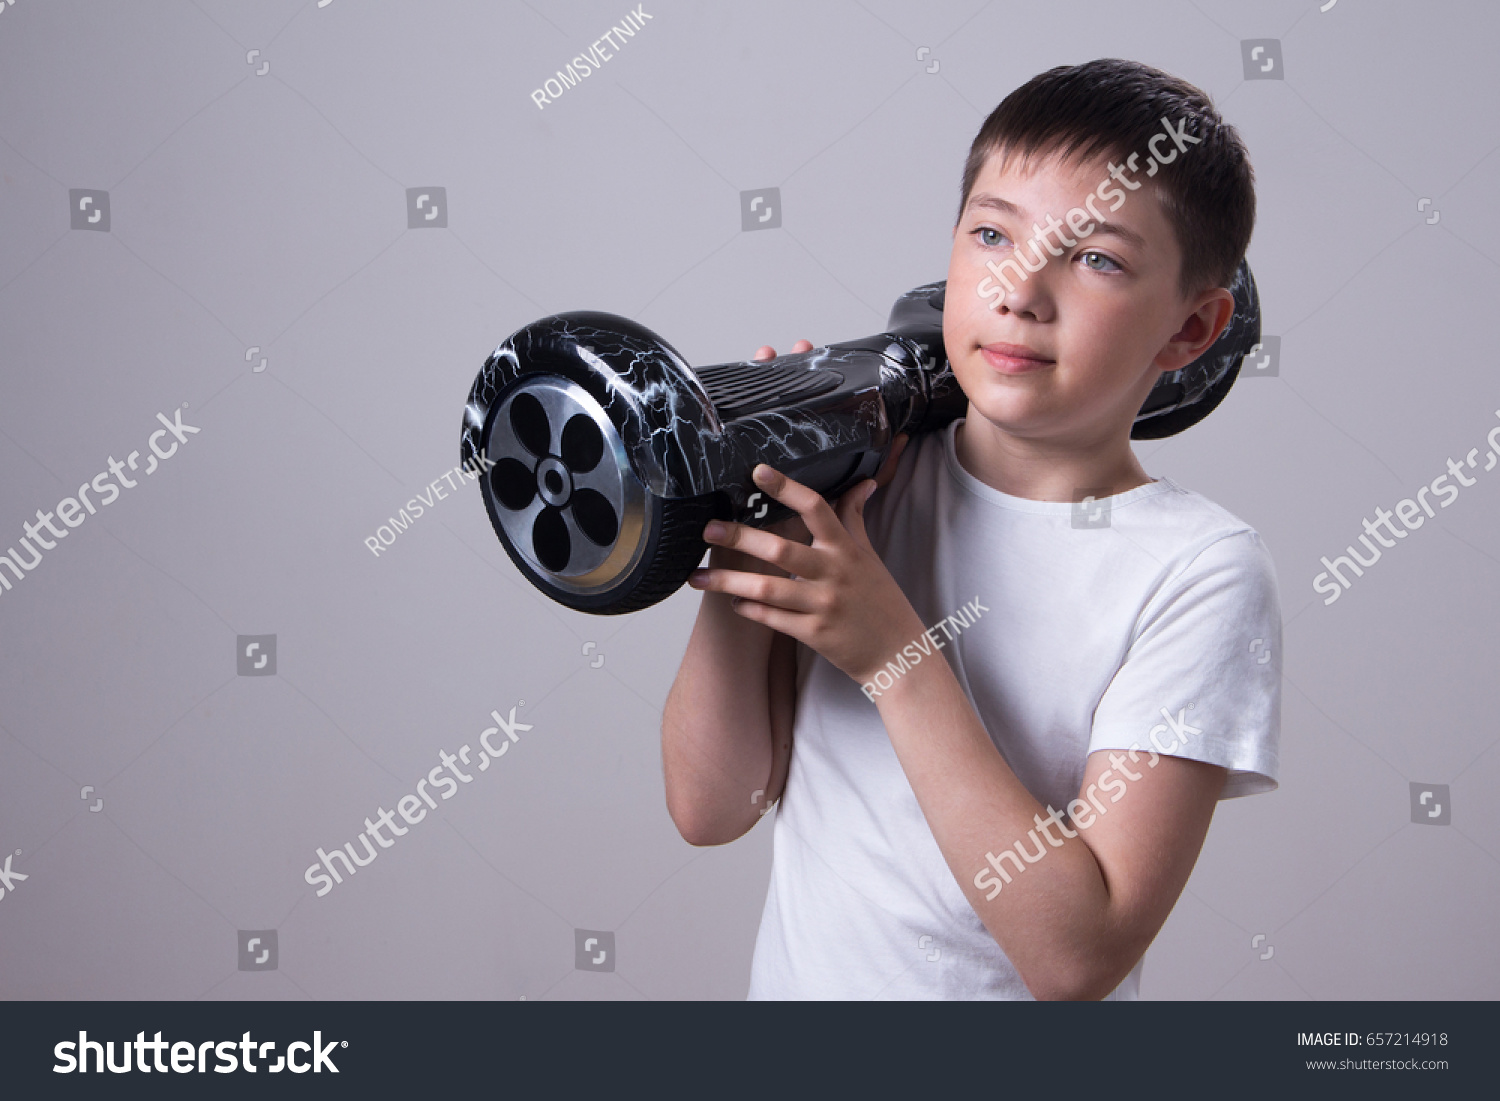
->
xmin=0 ymin=0 xmax=1495 ymax=1000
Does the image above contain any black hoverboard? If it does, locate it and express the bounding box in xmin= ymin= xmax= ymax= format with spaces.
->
xmin=461 ymin=261 xmax=1260 ymax=615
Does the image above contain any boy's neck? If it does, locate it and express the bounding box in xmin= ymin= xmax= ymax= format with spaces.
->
xmin=953 ymin=412 xmax=1154 ymax=503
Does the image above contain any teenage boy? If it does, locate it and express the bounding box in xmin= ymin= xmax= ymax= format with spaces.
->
xmin=661 ymin=59 xmax=1280 ymax=1000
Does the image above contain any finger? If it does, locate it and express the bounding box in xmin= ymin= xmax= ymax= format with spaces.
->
xmin=687 ymin=566 xmax=823 ymax=614
xmin=724 ymin=594 xmax=808 ymax=638
xmin=835 ymin=479 xmax=878 ymax=550
xmin=765 ymin=512 xmax=812 ymax=543
xmin=874 ymin=433 xmax=909 ymax=488
xmin=751 ymin=464 xmax=845 ymax=545
xmin=701 ymin=518 xmax=821 ymax=577
xmin=753 ymin=340 xmax=812 ymax=361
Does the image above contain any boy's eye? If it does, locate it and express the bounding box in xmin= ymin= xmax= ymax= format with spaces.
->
xmin=975 ymin=227 xmax=1007 ymax=248
xmin=1080 ymin=250 xmax=1121 ymax=272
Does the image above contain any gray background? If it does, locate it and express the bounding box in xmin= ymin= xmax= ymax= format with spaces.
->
xmin=1 ymin=0 xmax=1496 ymax=1000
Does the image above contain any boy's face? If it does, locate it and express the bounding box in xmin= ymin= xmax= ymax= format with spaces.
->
xmin=944 ymin=146 xmax=1232 ymax=445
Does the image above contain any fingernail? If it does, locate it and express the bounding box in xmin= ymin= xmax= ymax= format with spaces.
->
xmin=864 ymin=481 xmax=877 ymax=503
xmin=753 ymin=465 xmax=774 ymax=484
xmin=688 ymin=568 xmax=708 ymax=586
xmin=703 ymin=521 xmax=726 ymax=541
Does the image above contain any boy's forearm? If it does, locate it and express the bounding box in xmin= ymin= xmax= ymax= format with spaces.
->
xmin=662 ymin=567 xmax=783 ymax=845
xmin=870 ymin=655 xmax=1135 ymax=999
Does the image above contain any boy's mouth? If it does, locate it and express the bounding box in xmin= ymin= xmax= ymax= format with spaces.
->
xmin=979 ymin=341 xmax=1054 ymax=375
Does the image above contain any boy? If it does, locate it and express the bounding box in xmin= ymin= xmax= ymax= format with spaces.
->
xmin=661 ymin=59 xmax=1280 ymax=1000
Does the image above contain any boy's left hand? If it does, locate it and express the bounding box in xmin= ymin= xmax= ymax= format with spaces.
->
xmin=686 ymin=460 xmax=924 ymax=687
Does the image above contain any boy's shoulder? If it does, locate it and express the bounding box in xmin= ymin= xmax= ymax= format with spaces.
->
xmin=870 ymin=423 xmax=1279 ymax=619
xmin=886 ymin=421 xmax=1266 ymax=552
xmin=1119 ymin=475 xmax=1268 ymax=551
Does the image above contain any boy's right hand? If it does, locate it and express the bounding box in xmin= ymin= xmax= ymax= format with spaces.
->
xmin=714 ymin=341 xmax=908 ymax=571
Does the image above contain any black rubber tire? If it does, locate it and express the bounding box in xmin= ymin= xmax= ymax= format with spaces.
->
xmin=475 ymin=360 xmax=727 ymax=615
xmin=492 ymin=486 xmax=722 ymax=616
xmin=582 ymin=491 xmax=721 ymax=616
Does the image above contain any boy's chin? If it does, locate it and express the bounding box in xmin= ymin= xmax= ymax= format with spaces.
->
xmin=959 ymin=396 xmax=1113 ymax=443
xmin=957 ymin=398 xmax=1051 ymax=438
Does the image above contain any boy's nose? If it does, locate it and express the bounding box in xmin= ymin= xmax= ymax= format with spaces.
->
xmin=991 ymin=273 xmax=1053 ymax=322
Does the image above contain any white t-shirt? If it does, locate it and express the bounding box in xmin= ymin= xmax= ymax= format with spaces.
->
xmin=746 ymin=419 xmax=1282 ymax=1000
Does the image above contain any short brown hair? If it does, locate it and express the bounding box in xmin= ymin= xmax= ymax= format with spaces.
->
xmin=958 ymin=59 xmax=1255 ymax=297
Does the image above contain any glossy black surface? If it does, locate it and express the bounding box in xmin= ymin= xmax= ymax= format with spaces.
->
xmin=462 ymin=264 xmax=1259 ymax=538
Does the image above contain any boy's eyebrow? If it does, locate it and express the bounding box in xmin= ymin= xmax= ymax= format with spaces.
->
xmin=965 ymin=193 xmax=1149 ymax=250
xmin=965 ymin=194 xmax=1027 ymax=220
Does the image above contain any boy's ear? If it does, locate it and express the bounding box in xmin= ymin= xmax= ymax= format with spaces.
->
xmin=1152 ymin=287 xmax=1236 ymax=372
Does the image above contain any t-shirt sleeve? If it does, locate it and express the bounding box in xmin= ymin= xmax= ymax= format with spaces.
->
xmin=1087 ymin=529 xmax=1282 ymax=798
